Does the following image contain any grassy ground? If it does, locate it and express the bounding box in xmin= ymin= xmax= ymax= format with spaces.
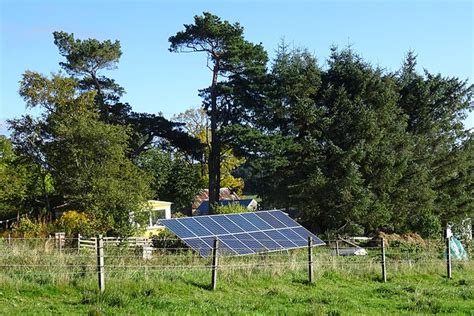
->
xmin=0 ymin=240 xmax=473 ymax=315
xmin=1 ymin=265 xmax=473 ymax=315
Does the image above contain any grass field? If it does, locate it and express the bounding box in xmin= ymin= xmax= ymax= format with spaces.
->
xmin=0 ymin=239 xmax=473 ymax=315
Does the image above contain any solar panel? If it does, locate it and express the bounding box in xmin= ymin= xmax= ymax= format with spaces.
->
xmin=160 ymin=210 xmax=325 ymax=257
xmin=185 ymin=237 xmax=214 ymax=257
xmin=220 ymin=235 xmax=254 ymax=255
xmin=249 ymin=231 xmax=282 ymax=250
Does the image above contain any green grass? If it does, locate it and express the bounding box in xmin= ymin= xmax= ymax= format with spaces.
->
xmin=1 ymin=266 xmax=473 ymax=315
xmin=0 ymin=240 xmax=473 ymax=315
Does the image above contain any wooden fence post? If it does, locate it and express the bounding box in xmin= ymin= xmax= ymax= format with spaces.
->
xmin=308 ymin=236 xmax=313 ymax=284
xmin=55 ymin=232 xmax=65 ymax=254
xmin=381 ymin=238 xmax=387 ymax=283
xmin=143 ymin=244 xmax=153 ymax=260
xmin=211 ymin=238 xmax=219 ymax=290
xmin=446 ymin=235 xmax=452 ymax=279
xmin=96 ymin=235 xmax=105 ymax=293
xmin=7 ymin=233 xmax=11 ymax=246
xmin=77 ymin=234 xmax=81 ymax=253
xmin=335 ymin=239 xmax=340 ymax=256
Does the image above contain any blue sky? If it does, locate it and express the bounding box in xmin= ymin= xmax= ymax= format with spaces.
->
xmin=1 ymin=0 xmax=473 ymax=133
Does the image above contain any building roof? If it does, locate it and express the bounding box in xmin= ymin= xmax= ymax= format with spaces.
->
xmin=196 ymin=199 xmax=257 ymax=215
xmin=192 ymin=188 xmax=240 ymax=209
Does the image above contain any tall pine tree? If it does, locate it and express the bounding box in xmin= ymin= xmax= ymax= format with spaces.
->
xmin=169 ymin=12 xmax=267 ymax=213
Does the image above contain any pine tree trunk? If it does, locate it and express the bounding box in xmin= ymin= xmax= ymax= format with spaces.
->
xmin=208 ymin=61 xmax=220 ymax=214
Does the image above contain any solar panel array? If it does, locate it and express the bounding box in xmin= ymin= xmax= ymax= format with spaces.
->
xmin=160 ymin=210 xmax=325 ymax=257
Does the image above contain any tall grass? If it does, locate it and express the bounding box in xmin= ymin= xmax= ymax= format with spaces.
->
xmin=0 ymin=237 xmax=469 ymax=283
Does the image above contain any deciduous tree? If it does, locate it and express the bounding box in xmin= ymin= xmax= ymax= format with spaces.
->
xmin=10 ymin=72 xmax=151 ymax=235
xmin=174 ymin=107 xmax=245 ymax=194
xmin=136 ymin=148 xmax=201 ymax=215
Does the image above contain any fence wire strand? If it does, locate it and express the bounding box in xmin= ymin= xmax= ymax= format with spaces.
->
xmin=1 ymin=237 xmax=471 ymax=282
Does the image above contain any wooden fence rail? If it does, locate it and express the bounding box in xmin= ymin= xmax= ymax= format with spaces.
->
xmin=78 ymin=235 xmax=150 ymax=250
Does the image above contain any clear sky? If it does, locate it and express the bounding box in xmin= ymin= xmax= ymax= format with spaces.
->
xmin=1 ymin=0 xmax=473 ymax=134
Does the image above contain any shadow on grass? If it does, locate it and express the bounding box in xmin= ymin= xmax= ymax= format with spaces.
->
xmin=292 ymin=278 xmax=316 ymax=286
xmin=184 ymin=279 xmax=213 ymax=290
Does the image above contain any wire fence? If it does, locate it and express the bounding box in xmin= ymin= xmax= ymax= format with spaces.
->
xmin=0 ymin=236 xmax=471 ymax=291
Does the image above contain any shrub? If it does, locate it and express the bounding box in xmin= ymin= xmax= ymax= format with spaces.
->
xmin=172 ymin=211 xmax=186 ymax=218
xmin=55 ymin=210 xmax=98 ymax=237
xmin=12 ymin=217 xmax=51 ymax=237
xmin=214 ymin=203 xmax=249 ymax=214
xmin=411 ymin=213 xmax=442 ymax=238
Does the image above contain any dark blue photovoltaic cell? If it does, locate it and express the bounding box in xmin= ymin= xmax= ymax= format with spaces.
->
xmin=264 ymin=230 xmax=298 ymax=248
xmin=228 ymin=215 xmax=259 ymax=232
xmin=234 ymin=233 xmax=267 ymax=251
xmin=255 ymin=211 xmax=287 ymax=229
xmin=220 ymin=235 xmax=254 ymax=255
xmin=291 ymin=226 xmax=325 ymax=245
xmin=249 ymin=231 xmax=283 ymax=250
xmin=213 ymin=216 xmax=244 ymax=233
xmin=193 ymin=216 xmax=229 ymax=235
xmin=200 ymin=236 xmax=215 ymax=248
xmin=270 ymin=211 xmax=300 ymax=228
xmin=241 ymin=213 xmax=273 ymax=230
xmin=290 ymin=226 xmax=313 ymax=239
xmin=178 ymin=218 xmax=213 ymax=236
xmin=216 ymin=244 xmax=237 ymax=256
xmin=278 ymin=228 xmax=306 ymax=247
xmin=184 ymin=238 xmax=212 ymax=257
xmin=160 ymin=220 xmax=196 ymax=238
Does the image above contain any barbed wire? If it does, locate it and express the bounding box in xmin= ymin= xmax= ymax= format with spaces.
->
xmin=0 ymin=256 xmax=467 ymax=266
xmin=0 ymin=250 xmax=463 ymax=258
xmin=0 ymin=260 xmax=467 ymax=275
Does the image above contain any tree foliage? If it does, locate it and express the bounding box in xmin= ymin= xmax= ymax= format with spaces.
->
xmin=136 ymin=148 xmax=201 ymax=215
xmin=9 ymin=72 xmax=151 ymax=235
xmin=174 ymin=107 xmax=245 ymax=194
xmin=231 ymin=45 xmax=473 ymax=237
xmin=0 ymin=136 xmax=42 ymax=219
xmin=52 ymin=31 xmax=201 ymax=158
xmin=395 ymin=51 xmax=474 ymax=234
